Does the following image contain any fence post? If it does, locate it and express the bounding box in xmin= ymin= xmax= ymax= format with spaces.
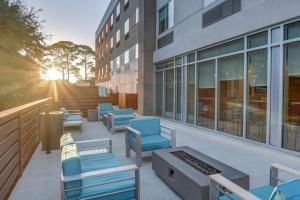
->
xmin=18 ymin=111 xmax=23 ymax=176
xmin=45 ymin=104 xmax=51 ymax=154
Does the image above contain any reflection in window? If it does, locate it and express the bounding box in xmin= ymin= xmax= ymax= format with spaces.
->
xmin=165 ymin=69 xmax=174 ymax=118
xmin=247 ymin=49 xmax=267 ymax=142
xmin=156 ymin=72 xmax=163 ymax=116
xmin=247 ymin=31 xmax=268 ymax=49
xmin=175 ymin=67 xmax=182 ymax=120
xmin=197 ymin=61 xmax=215 ymax=129
xmin=187 ymin=65 xmax=195 ymax=124
xmin=218 ymin=54 xmax=244 ymax=136
xmin=284 ymin=20 xmax=300 ymax=40
xmin=283 ymin=42 xmax=300 ymax=152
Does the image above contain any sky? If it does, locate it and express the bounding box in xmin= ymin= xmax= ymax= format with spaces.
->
xmin=25 ymin=0 xmax=111 ymax=49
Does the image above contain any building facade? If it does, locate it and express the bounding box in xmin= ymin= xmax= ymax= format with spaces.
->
xmin=95 ymin=0 xmax=156 ymax=115
xmin=154 ymin=0 xmax=300 ymax=154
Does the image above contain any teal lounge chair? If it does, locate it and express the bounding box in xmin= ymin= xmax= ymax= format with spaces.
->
xmin=61 ymin=136 xmax=140 ymax=200
xmin=97 ymin=103 xmax=114 ymax=120
xmin=125 ymin=117 xmax=176 ymax=167
xmin=108 ymin=108 xmax=135 ymax=133
xmin=209 ymin=163 xmax=300 ymax=200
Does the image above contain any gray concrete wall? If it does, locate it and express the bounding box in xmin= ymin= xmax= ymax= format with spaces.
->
xmin=154 ymin=0 xmax=300 ymax=63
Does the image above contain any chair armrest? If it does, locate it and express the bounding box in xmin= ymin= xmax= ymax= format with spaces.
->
xmin=270 ymin=163 xmax=300 ymax=186
xmin=125 ymin=127 xmax=141 ymax=137
xmin=68 ymin=110 xmax=81 ymax=113
xmin=160 ymin=123 xmax=176 ymax=148
xmin=75 ymin=138 xmax=112 ymax=153
xmin=209 ymin=174 xmax=260 ymax=200
xmin=62 ymin=165 xmax=139 ymax=183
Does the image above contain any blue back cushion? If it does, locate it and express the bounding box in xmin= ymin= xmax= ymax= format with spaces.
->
xmin=61 ymin=144 xmax=82 ymax=198
xmin=130 ymin=117 xmax=160 ymax=137
xmin=99 ymin=103 xmax=113 ymax=112
xmin=270 ymin=179 xmax=300 ymax=200
xmin=113 ymin=108 xmax=133 ymax=116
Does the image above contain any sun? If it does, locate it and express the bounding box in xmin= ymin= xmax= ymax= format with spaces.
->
xmin=46 ymin=68 xmax=61 ymax=80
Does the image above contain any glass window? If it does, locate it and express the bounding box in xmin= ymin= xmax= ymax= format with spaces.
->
xmin=110 ymin=14 xmax=114 ymax=26
xmin=136 ymin=8 xmax=139 ymax=23
xmin=156 ymin=72 xmax=163 ymax=116
xmin=204 ymin=0 xmax=217 ymax=7
xmin=116 ymin=2 xmax=120 ymax=18
xmin=271 ymin=27 xmax=281 ymax=43
xmin=168 ymin=0 xmax=174 ymax=28
xmin=159 ymin=5 xmax=168 ymax=34
xmin=187 ymin=64 xmax=196 ymax=124
xmin=284 ymin=20 xmax=300 ymax=40
xmin=246 ymin=49 xmax=268 ymax=142
xmin=124 ymin=50 xmax=129 ymax=64
xmin=187 ymin=53 xmax=195 ymax=63
xmin=197 ymin=38 xmax=244 ymax=60
xmin=175 ymin=57 xmax=182 ymax=66
xmin=218 ymin=54 xmax=244 ymax=136
xmin=165 ymin=69 xmax=174 ymax=118
xmin=247 ymin=31 xmax=268 ymax=49
xmin=135 ymin=44 xmax=139 ymax=59
xmin=283 ymin=42 xmax=300 ymax=152
xmin=116 ymin=29 xmax=120 ymax=43
xmin=158 ymin=0 xmax=174 ymax=34
xmin=124 ymin=18 xmax=130 ymax=35
xmin=110 ymin=37 xmax=114 ymax=49
xmin=197 ymin=60 xmax=215 ymax=129
xmin=175 ymin=67 xmax=182 ymax=120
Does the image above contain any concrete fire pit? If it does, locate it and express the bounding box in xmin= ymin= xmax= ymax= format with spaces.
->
xmin=152 ymin=146 xmax=249 ymax=200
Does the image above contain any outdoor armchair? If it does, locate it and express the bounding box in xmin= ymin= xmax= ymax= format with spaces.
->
xmin=209 ymin=163 xmax=300 ymax=200
xmin=107 ymin=108 xmax=135 ymax=133
xmin=125 ymin=117 xmax=176 ymax=167
xmin=61 ymin=138 xmax=140 ymax=200
xmin=97 ymin=103 xmax=114 ymax=120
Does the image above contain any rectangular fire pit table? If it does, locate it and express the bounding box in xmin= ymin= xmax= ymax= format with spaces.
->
xmin=152 ymin=146 xmax=249 ymax=200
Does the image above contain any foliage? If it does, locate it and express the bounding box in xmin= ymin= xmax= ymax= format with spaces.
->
xmin=42 ymin=41 xmax=96 ymax=83
xmin=0 ymin=0 xmax=47 ymax=111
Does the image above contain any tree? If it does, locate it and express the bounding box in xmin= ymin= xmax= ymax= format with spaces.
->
xmin=76 ymin=44 xmax=95 ymax=81
xmin=0 ymin=0 xmax=47 ymax=110
xmin=46 ymin=41 xmax=78 ymax=82
xmin=0 ymin=0 xmax=46 ymax=60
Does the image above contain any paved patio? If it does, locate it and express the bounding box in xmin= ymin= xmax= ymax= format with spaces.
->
xmin=9 ymin=118 xmax=300 ymax=200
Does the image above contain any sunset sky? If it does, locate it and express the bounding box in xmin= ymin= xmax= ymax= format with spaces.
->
xmin=25 ymin=0 xmax=110 ymax=49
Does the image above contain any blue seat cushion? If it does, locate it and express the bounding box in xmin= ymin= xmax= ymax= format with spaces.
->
xmin=65 ymin=152 xmax=136 ymax=200
xmin=80 ymin=153 xmax=121 ymax=173
xmin=130 ymin=117 xmax=161 ymax=137
xmin=219 ymin=185 xmax=274 ymax=200
xmin=130 ymin=135 xmax=171 ymax=151
xmin=270 ymin=179 xmax=300 ymax=200
xmin=64 ymin=115 xmax=82 ymax=121
xmin=114 ymin=117 xmax=134 ymax=126
xmin=61 ymin=145 xmax=82 ymax=198
xmin=113 ymin=108 xmax=133 ymax=116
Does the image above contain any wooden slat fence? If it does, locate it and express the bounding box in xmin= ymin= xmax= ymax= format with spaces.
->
xmin=0 ymin=98 xmax=53 ymax=200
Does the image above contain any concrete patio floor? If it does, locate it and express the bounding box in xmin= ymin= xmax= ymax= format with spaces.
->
xmin=9 ymin=118 xmax=300 ymax=200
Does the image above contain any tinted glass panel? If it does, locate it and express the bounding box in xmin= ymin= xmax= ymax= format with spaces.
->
xmin=187 ymin=65 xmax=196 ymax=124
xmin=156 ymin=72 xmax=163 ymax=116
xmin=246 ymin=49 xmax=267 ymax=142
xmin=197 ymin=38 xmax=244 ymax=60
xmin=175 ymin=57 xmax=183 ymax=66
xmin=218 ymin=54 xmax=244 ymax=136
xmin=283 ymin=42 xmax=300 ymax=152
xmin=271 ymin=27 xmax=281 ymax=43
xmin=175 ymin=67 xmax=182 ymax=120
xmin=165 ymin=69 xmax=174 ymax=118
xmin=247 ymin=31 xmax=268 ymax=49
xmin=197 ymin=60 xmax=215 ymax=129
xmin=159 ymin=6 xmax=168 ymax=33
xmin=284 ymin=20 xmax=300 ymax=40
xmin=187 ymin=53 xmax=195 ymax=63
